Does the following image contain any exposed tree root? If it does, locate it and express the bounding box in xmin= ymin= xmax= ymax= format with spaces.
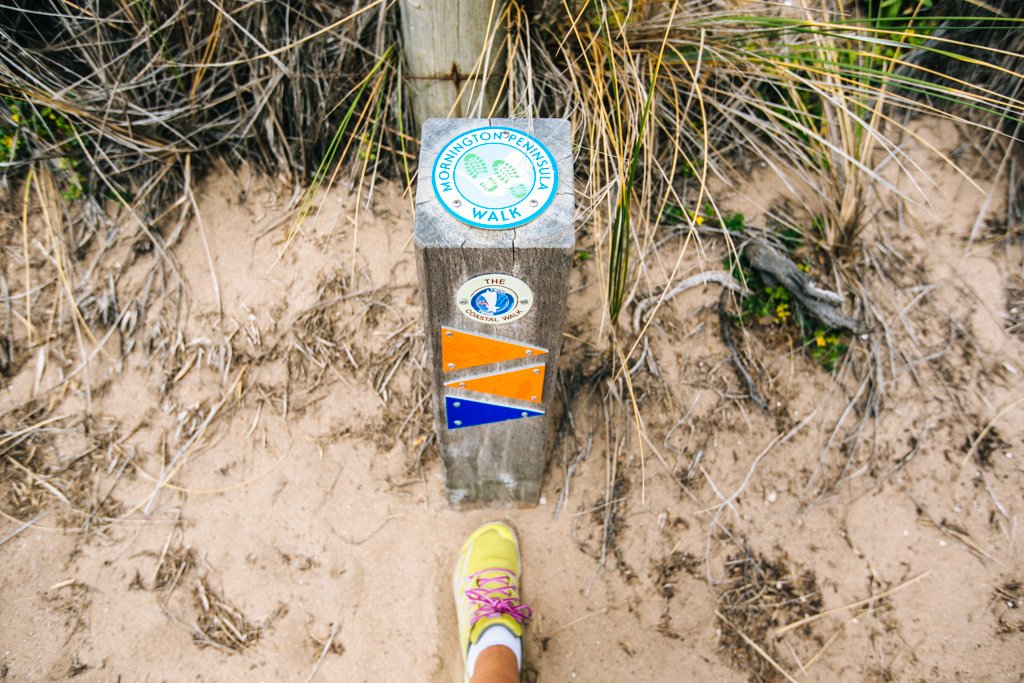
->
xmin=718 ymin=290 xmax=769 ymax=414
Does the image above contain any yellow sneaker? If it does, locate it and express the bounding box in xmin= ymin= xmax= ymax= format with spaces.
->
xmin=453 ymin=522 xmax=532 ymax=676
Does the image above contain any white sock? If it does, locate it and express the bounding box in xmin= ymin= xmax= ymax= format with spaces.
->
xmin=466 ymin=624 xmax=522 ymax=678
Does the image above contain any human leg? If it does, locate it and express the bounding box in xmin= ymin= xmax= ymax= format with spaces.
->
xmin=470 ymin=643 xmax=519 ymax=683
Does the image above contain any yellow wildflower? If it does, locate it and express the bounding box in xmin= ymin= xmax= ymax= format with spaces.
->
xmin=694 ymin=215 xmax=705 ymax=225
xmin=815 ymin=335 xmax=826 ymax=347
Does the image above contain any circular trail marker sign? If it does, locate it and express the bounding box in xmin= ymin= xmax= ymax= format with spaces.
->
xmin=456 ymin=273 xmax=534 ymax=325
xmin=431 ymin=126 xmax=558 ymax=230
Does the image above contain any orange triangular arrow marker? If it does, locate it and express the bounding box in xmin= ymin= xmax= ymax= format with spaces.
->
xmin=441 ymin=327 xmax=548 ymax=372
xmin=445 ymin=364 xmax=546 ymax=403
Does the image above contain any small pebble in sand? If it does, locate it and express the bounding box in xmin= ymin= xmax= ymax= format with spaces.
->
xmin=1006 ymin=452 xmax=1013 ymax=459
xmin=939 ymin=540 xmax=948 ymax=547
xmin=767 ymin=491 xmax=777 ymax=504
xmin=903 ymin=530 xmax=909 ymax=537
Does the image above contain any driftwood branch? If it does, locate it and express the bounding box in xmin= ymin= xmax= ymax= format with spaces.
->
xmin=745 ymin=241 xmax=864 ymax=333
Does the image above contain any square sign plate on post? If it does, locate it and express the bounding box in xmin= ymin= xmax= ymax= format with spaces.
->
xmin=414 ymin=119 xmax=574 ymax=508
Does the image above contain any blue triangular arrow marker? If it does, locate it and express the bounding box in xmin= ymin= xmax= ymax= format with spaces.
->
xmin=445 ymin=396 xmax=543 ymax=430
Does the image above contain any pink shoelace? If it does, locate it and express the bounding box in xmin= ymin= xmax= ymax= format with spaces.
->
xmin=462 ymin=568 xmax=533 ymax=625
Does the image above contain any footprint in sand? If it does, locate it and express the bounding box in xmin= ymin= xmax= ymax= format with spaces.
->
xmin=492 ymin=159 xmax=528 ymax=200
xmin=463 ymin=153 xmax=499 ymax=192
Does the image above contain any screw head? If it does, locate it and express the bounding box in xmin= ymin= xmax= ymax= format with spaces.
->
xmin=454 ymin=420 xmax=462 ymax=426
xmin=521 ymin=412 xmax=529 ymax=417
xmin=459 ymin=382 xmax=465 ymax=388
xmin=532 ymin=368 xmax=540 ymax=374
xmin=445 ymin=331 xmax=453 ymax=337
xmin=531 ymin=396 xmax=538 ymax=402
xmin=529 ymin=199 xmax=538 ymax=207
xmin=453 ymin=401 xmax=461 ymax=408
xmin=452 ymin=199 xmax=462 ymax=207
xmin=520 ymin=299 xmax=529 ymax=305
xmin=525 ymin=350 xmax=533 ymax=356
xmin=447 ymin=362 xmax=455 ymax=369
xmin=458 ymin=299 xmax=468 ymax=305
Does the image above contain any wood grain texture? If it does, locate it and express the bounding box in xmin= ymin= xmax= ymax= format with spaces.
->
xmin=397 ymin=1 xmax=506 ymax=127
xmin=414 ymin=118 xmax=574 ymax=508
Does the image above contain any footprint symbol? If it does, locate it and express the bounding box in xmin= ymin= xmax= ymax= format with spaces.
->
xmin=492 ymin=159 xmax=528 ymax=200
xmin=463 ymin=153 xmax=499 ymax=193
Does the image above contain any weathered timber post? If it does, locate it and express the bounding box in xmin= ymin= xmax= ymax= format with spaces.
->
xmin=398 ymin=0 xmax=507 ymax=128
xmin=415 ymin=118 xmax=574 ymax=508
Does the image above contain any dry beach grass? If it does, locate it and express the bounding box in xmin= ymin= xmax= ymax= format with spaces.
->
xmin=1 ymin=1 xmax=1024 ymax=681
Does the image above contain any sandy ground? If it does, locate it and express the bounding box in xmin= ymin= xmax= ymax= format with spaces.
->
xmin=1 ymin=117 xmax=1023 ymax=682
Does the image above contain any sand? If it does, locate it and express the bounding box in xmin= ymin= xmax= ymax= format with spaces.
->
xmin=1 ymin=116 xmax=1023 ymax=682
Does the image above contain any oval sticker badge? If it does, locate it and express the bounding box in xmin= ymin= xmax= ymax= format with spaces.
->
xmin=432 ymin=126 xmax=558 ymax=230
xmin=457 ymin=274 xmax=533 ymax=325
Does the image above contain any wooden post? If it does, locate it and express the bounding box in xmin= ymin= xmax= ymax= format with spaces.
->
xmin=415 ymin=118 xmax=574 ymax=508
xmin=398 ymin=0 xmax=507 ymax=128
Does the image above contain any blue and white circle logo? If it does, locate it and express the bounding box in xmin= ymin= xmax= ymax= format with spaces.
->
xmin=432 ymin=126 xmax=558 ymax=230
xmin=457 ymin=274 xmax=534 ymax=325
xmin=472 ymin=287 xmax=516 ymax=317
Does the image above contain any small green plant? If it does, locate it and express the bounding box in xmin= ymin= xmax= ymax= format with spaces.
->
xmin=659 ymin=203 xmax=704 ymax=226
xmin=356 ymin=132 xmax=378 ymax=161
xmin=778 ymin=226 xmax=804 ymax=251
xmin=808 ymin=329 xmax=848 ymax=372
xmin=740 ymin=278 xmax=793 ymax=326
xmin=55 ymin=156 xmax=83 ymax=200
xmin=704 ymin=203 xmax=745 ymax=233
xmin=3 ymin=98 xmax=85 ymax=199
xmin=0 ymin=110 xmax=25 ymax=162
xmin=0 ymin=130 xmax=22 ymax=161
xmin=5 ymin=99 xmax=77 ymax=143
